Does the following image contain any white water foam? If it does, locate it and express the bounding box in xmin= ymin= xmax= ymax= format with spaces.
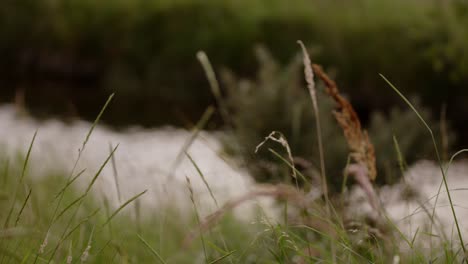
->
xmin=348 ymin=160 xmax=468 ymax=248
xmin=0 ymin=105 xmax=276 ymax=219
xmin=2 ymin=105 xmax=468 ymax=246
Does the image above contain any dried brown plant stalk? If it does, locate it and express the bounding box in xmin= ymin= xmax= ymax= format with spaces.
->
xmin=311 ymin=64 xmax=377 ymax=182
xmin=308 ymin=64 xmax=379 ymax=211
xmin=183 ymin=184 xmax=307 ymax=247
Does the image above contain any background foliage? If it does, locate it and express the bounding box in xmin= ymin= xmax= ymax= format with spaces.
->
xmin=222 ymin=47 xmax=452 ymax=188
xmin=1 ymin=0 xmax=467 ymax=143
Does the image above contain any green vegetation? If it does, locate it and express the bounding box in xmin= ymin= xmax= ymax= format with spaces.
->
xmin=0 ymin=163 xmax=276 ymax=263
xmin=2 ymin=145 xmax=464 ymax=263
xmin=1 ymin=0 xmax=468 ymax=142
xmin=1 ymin=1 xmax=468 ymax=261
xmin=222 ymin=47 xmax=452 ymax=187
xmin=1 ymin=46 xmax=467 ymax=263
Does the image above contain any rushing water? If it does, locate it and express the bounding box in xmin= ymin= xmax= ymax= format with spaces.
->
xmin=1 ymin=105 xmax=468 ymax=244
xmin=0 ymin=105 xmax=276 ymax=219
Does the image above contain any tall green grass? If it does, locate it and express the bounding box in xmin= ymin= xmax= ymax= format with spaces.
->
xmin=381 ymin=75 xmax=467 ymax=260
xmin=1 ymin=48 xmax=468 ymax=263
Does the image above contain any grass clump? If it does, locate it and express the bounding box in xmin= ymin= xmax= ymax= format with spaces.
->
xmin=2 ymin=154 xmax=403 ymax=263
xmin=1 ymin=41 xmax=467 ymax=263
xmin=0 ymin=169 xmax=273 ymax=263
xmin=0 ymin=109 xmax=281 ymax=263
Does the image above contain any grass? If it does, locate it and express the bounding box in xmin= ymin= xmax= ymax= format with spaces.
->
xmin=1 ymin=46 xmax=468 ymax=263
xmin=381 ymin=75 xmax=466 ymax=257
xmin=0 ymin=165 xmax=309 ymax=263
xmin=0 ymin=120 xmax=281 ymax=263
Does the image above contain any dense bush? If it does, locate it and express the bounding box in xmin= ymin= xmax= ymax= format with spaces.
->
xmin=222 ymin=48 xmax=453 ymax=189
xmin=1 ymin=0 xmax=468 ymax=142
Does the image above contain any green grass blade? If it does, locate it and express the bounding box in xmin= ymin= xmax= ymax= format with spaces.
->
xmin=381 ymin=74 xmax=466 ymax=255
xmin=20 ymin=252 xmax=31 ymax=264
xmin=185 ymin=176 xmax=208 ymax=262
xmin=85 ymin=144 xmax=119 ymax=194
xmin=62 ymin=209 xmax=99 ymax=242
xmin=137 ymin=234 xmax=167 ymax=264
xmin=341 ymin=155 xmax=352 ymax=195
xmin=93 ymin=240 xmax=111 ymax=259
xmin=34 ymin=94 xmax=114 ymax=264
xmin=20 ymin=131 xmax=37 ymax=183
xmin=393 ymin=134 xmax=448 ymax=247
xmin=109 ymin=142 xmax=122 ymax=204
xmin=429 ymin=149 xmax=468 ymax=244
xmin=102 ymin=190 xmax=147 ymax=228
xmin=169 ymin=106 xmax=214 ymax=177
xmin=209 ymin=251 xmax=236 ymax=264
xmin=197 ymin=51 xmax=230 ymax=126
xmin=446 ymin=149 xmax=468 ymax=172
xmin=186 ymin=152 xmax=219 ymax=207
xmin=4 ymin=130 xmax=37 ymax=228
xmin=48 ymin=209 xmax=79 ymax=260
xmin=268 ymin=148 xmax=309 ymax=185
xmin=55 ymin=193 xmax=86 ymax=221
xmin=14 ymin=187 xmax=32 ymax=226
xmin=56 ymin=145 xmax=118 ymax=221
xmin=392 ymin=135 xmax=407 ymax=174
xmin=53 ymin=169 xmax=86 ymax=201
xmin=81 ymin=93 xmax=114 ymax=153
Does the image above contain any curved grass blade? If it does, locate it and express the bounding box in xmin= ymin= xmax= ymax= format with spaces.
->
xmin=168 ymin=106 xmax=214 ymax=179
xmin=186 ymin=152 xmax=218 ymax=207
xmin=209 ymin=251 xmax=236 ymax=264
xmin=4 ymin=130 xmax=37 ymax=228
xmin=380 ymin=74 xmax=466 ymax=255
xmin=56 ymin=145 xmax=118 ymax=221
xmin=102 ymin=190 xmax=147 ymax=228
xmin=137 ymin=234 xmax=167 ymax=264
xmin=14 ymin=187 xmax=32 ymax=226
xmin=53 ymin=169 xmax=86 ymax=201
xmin=197 ymin=51 xmax=230 ymax=126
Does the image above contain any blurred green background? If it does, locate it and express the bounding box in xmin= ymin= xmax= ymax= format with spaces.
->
xmin=3 ymin=2 xmax=468 ymax=261
xmin=1 ymin=0 xmax=467 ymax=179
xmin=1 ymin=0 xmax=467 ymax=127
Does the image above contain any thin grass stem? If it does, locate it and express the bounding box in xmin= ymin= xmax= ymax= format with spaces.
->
xmin=137 ymin=234 xmax=167 ymax=264
xmin=4 ymin=130 xmax=37 ymax=228
xmin=381 ymin=74 xmax=466 ymax=256
xmin=101 ymin=190 xmax=147 ymax=228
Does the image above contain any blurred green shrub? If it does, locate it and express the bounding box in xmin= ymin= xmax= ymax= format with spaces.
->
xmin=222 ymin=48 xmax=453 ymax=189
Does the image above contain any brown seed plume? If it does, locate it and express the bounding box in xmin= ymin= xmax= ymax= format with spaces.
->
xmin=311 ymin=64 xmax=377 ymax=181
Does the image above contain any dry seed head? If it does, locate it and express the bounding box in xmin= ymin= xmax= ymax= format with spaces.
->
xmin=67 ymin=241 xmax=73 ymax=264
xmin=297 ymin=41 xmax=316 ymax=100
xmin=39 ymin=231 xmax=49 ymax=254
xmin=256 ymin=131 xmax=296 ymax=179
xmin=297 ymin=40 xmax=330 ymax=204
xmin=81 ymin=245 xmax=91 ymax=263
xmin=311 ymin=64 xmax=377 ymax=181
xmin=185 ymin=176 xmax=195 ymax=203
